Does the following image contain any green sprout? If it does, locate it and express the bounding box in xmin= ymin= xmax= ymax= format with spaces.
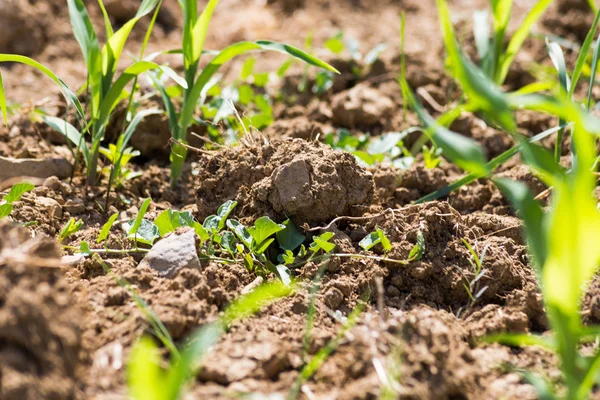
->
xmin=0 ymin=181 xmax=34 ymax=219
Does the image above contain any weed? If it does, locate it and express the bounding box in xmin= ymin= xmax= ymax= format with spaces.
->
xmin=0 ymin=181 xmax=34 ymax=218
xmin=456 ymin=238 xmax=489 ymax=317
xmin=59 ymin=217 xmax=84 ymax=243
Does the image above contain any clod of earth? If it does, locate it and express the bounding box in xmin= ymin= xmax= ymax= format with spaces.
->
xmin=139 ymin=229 xmax=201 ymax=278
xmin=195 ymin=138 xmax=375 ymax=224
xmin=0 ymin=156 xmax=72 ymax=181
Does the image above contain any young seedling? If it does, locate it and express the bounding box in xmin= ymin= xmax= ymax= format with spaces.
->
xmin=456 ymin=238 xmax=489 ymax=316
xmin=152 ymin=0 xmax=339 ymax=187
xmin=59 ymin=217 xmax=84 ymax=243
xmin=41 ymin=0 xmax=186 ymax=186
xmin=0 ymin=181 xmax=34 ymax=218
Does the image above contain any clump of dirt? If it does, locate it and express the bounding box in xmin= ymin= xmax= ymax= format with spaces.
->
xmin=0 ymin=221 xmax=83 ymax=400
xmin=195 ymin=138 xmax=375 ymax=224
xmin=331 ymin=84 xmax=394 ymax=128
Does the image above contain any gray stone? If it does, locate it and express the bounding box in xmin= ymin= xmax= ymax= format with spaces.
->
xmin=0 ymin=156 xmax=73 ymax=181
xmin=139 ymin=230 xmax=200 ymax=277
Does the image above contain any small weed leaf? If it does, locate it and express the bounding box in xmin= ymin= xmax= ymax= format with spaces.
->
xmin=310 ymin=231 xmax=336 ymax=254
xmin=0 ymin=204 xmax=13 ymax=218
xmin=359 ymin=232 xmax=381 ymax=251
xmin=60 ymin=217 xmax=84 ymax=243
xmin=226 ymin=219 xmax=253 ymax=249
xmin=4 ymin=182 xmax=35 ymax=203
xmin=408 ymin=231 xmax=425 ymax=261
xmin=220 ymin=231 xmax=237 ymax=254
xmin=274 ymin=264 xmax=292 ymax=286
xmin=79 ymin=240 xmax=92 ymax=255
xmin=204 ymin=200 xmax=238 ymax=233
xmin=247 ymin=216 xmax=285 ymax=250
xmin=155 ymin=209 xmax=198 ymax=237
xmin=97 ymin=213 xmax=119 ymax=243
xmin=376 ymin=227 xmax=392 ymax=252
xmin=276 ymin=219 xmax=305 ymax=251
xmin=124 ymin=219 xmax=160 ymax=246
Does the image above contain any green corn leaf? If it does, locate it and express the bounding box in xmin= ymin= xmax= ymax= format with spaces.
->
xmin=546 ymin=40 xmax=570 ymax=93
xmin=67 ymin=0 xmax=100 ymax=71
xmin=520 ymin=372 xmax=558 ymax=400
xmin=97 ymin=0 xmax=114 ymax=39
xmin=121 ymin=109 xmax=162 ymax=151
xmin=473 ymin=10 xmax=491 ymax=69
xmin=0 ymin=55 xmax=85 ymax=122
xmin=436 ymin=0 xmax=515 ymax=131
xmin=191 ymin=0 xmax=221 ymax=64
xmin=517 ymin=137 xmax=566 ymax=187
xmin=4 ymin=182 xmax=34 ymax=203
xmin=589 ymin=37 xmax=600 ymax=111
xmin=42 ymin=116 xmax=91 ymax=165
xmin=148 ymin=71 xmax=178 ymax=132
xmin=179 ymin=40 xmax=339 ymax=131
xmin=494 ymin=178 xmax=547 ymax=269
xmin=400 ymin=78 xmax=488 ymax=176
xmin=97 ymin=213 xmax=119 ymax=243
xmin=97 ymin=62 xmax=185 ymax=126
xmin=248 ymin=216 xmax=285 ymax=249
xmin=570 ymin=9 xmax=600 ymax=98
xmin=128 ymin=337 xmax=166 ymax=400
xmin=497 ymin=0 xmax=553 ymax=84
xmin=276 ymin=219 xmax=305 ymax=251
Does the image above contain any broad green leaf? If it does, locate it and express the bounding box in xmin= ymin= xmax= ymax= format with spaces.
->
xmin=310 ymin=231 xmax=336 ymax=254
xmin=221 ymin=231 xmax=237 ymax=254
xmin=408 ymin=231 xmax=425 ymax=260
xmin=254 ymin=238 xmax=275 ymax=254
xmin=248 ymin=216 xmax=285 ymax=249
xmin=359 ymin=232 xmax=381 ymax=251
xmin=203 ymin=200 xmax=237 ymax=233
xmin=226 ymin=219 xmax=253 ymax=249
xmin=125 ymin=219 xmax=160 ymax=245
xmin=154 ymin=209 xmax=197 ymax=236
xmin=376 ymin=227 xmax=392 ymax=252
xmin=4 ymin=182 xmax=34 ymax=203
xmin=97 ymin=213 xmax=119 ymax=243
xmin=276 ymin=219 xmax=305 ymax=251
xmin=274 ymin=264 xmax=292 ymax=286
xmin=43 ymin=116 xmax=91 ymax=165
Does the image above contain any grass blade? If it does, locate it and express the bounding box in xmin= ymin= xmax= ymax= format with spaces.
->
xmin=42 ymin=116 xmax=91 ymax=165
xmin=588 ymin=40 xmax=600 ymax=110
xmin=191 ymin=0 xmax=221 ymax=64
xmin=497 ymin=0 xmax=553 ymax=84
xmin=0 ymin=54 xmax=85 ymax=122
xmin=0 ymin=72 xmax=6 ymax=124
xmin=569 ymin=9 xmax=600 ymax=98
xmin=97 ymin=0 xmax=114 ymax=39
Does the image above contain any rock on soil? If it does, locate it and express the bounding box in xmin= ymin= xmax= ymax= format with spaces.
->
xmin=0 ymin=221 xmax=82 ymax=400
xmin=331 ymin=84 xmax=394 ymax=127
xmin=195 ymin=138 xmax=375 ymax=224
xmin=0 ymin=156 xmax=73 ymax=181
xmin=139 ymin=229 xmax=201 ymax=277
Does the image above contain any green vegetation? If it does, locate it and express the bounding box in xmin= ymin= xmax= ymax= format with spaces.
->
xmin=0 ymin=182 xmax=34 ymax=218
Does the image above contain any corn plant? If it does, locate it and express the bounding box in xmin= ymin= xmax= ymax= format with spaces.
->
xmin=42 ymin=0 xmax=186 ymax=186
xmin=153 ymin=0 xmax=339 ymax=187
xmin=403 ymin=2 xmax=600 ymax=396
xmin=472 ymin=0 xmax=553 ymax=85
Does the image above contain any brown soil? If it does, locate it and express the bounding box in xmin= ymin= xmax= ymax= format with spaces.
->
xmin=0 ymin=0 xmax=594 ymax=399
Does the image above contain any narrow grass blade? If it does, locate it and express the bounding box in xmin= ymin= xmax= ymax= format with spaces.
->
xmin=0 ymin=54 xmax=85 ymax=122
xmin=179 ymin=40 xmax=339 ymax=132
xmin=0 ymin=72 xmax=6 ymax=124
xmin=473 ymin=10 xmax=491 ymax=70
xmin=547 ymin=40 xmax=571 ymax=93
xmin=97 ymin=0 xmax=114 ymax=39
xmin=569 ymin=9 xmax=600 ymax=98
xmin=490 ymin=0 xmax=512 ymax=79
xmin=148 ymin=72 xmax=177 ymax=133
xmin=67 ymin=0 xmax=100 ymax=68
xmin=497 ymin=0 xmax=553 ymax=84
xmin=588 ymin=39 xmax=600 ymax=110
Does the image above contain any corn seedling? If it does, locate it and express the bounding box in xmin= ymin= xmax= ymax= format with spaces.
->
xmin=471 ymin=0 xmax=553 ymax=85
xmin=128 ymin=281 xmax=294 ymax=400
xmin=152 ymin=0 xmax=338 ymax=188
xmin=41 ymin=0 xmax=186 ymax=186
xmin=456 ymin=238 xmax=489 ymax=316
xmin=0 ymin=181 xmax=34 ymax=218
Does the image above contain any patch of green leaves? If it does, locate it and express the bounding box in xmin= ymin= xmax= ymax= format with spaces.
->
xmin=359 ymin=227 xmax=392 ymax=252
xmin=59 ymin=217 xmax=84 ymax=243
xmin=0 ymin=181 xmax=34 ymax=218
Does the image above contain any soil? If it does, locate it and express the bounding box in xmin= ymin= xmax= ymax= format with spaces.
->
xmin=0 ymin=0 xmax=596 ymax=399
